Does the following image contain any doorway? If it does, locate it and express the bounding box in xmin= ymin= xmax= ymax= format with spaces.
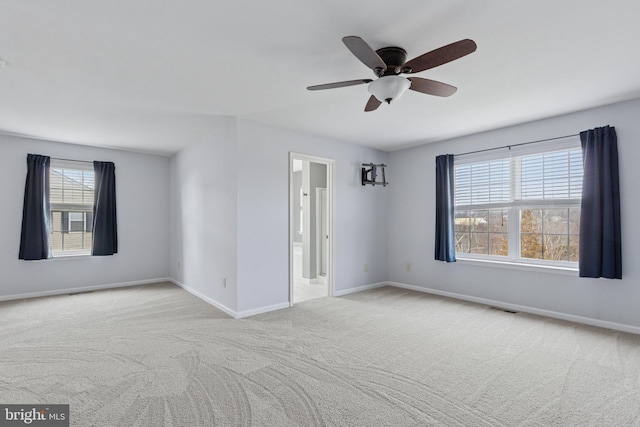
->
xmin=289 ymin=153 xmax=334 ymax=305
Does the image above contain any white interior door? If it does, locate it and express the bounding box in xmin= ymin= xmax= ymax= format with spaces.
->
xmin=320 ymin=188 xmax=328 ymax=276
xmin=315 ymin=188 xmax=328 ymax=278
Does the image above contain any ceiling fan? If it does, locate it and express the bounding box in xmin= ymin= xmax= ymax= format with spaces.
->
xmin=307 ymin=36 xmax=477 ymax=111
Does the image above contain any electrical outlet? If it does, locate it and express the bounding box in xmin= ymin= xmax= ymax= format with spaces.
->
xmin=177 ymin=261 xmax=181 ymax=270
xmin=406 ymin=263 xmax=411 ymax=272
xmin=364 ymin=263 xmax=368 ymax=272
xmin=223 ymin=277 xmax=227 ymax=288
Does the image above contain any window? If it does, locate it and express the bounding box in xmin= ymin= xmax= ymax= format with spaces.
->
xmin=50 ymin=160 xmax=94 ymax=256
xmin=454 ymin=139 xmax=582 ymax=267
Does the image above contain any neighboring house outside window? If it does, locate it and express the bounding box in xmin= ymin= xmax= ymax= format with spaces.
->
xmin=453 ymin=138 xmax=583 ymax=268
xmin=50 ymin=159 xmax=94 ymax=256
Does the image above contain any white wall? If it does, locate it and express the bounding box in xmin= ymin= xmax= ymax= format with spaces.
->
xmin=170 ymin=116 xmax=238 ymax=313
xmin=236 ymin=120 xmax=389 ymax=314
xmin=388 ymin=98 xmax=640 ymax=330
xmin=7 ymin=97 xmax=637 ymax=329
xmin=0 ymin=134 xmax=170 ymax=299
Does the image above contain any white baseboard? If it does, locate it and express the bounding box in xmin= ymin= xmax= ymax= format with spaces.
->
xmin=334 ymin=282 xmax=387 ymax=297
xmin=170 ymin=279 xmax=290 ymax=319
xmin=236 ymin=302 xmax=291 ymax=319
xmin=0 ymin=277 xmax=173 ymax=302
xmin=388 ymin=281 xmax=640 ymax=335
xmin=169 ymin=279 xmax=238 ymax=318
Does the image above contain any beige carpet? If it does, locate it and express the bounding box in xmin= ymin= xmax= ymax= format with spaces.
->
xmin=0 ymin=283 xmax=639 ymax=426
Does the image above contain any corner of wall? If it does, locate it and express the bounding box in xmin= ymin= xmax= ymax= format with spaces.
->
xmin=168 ymin=117 xmax=239 ymax=314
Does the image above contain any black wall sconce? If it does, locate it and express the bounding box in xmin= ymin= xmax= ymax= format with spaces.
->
xmin=361 ymin=163 xmax=388 ymax=187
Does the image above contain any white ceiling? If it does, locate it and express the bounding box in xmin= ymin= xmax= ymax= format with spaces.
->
xmin=2 ymin=1 xmax=640 ymax=156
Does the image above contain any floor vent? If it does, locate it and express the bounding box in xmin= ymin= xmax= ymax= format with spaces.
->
xmin=69 ymin=290 xmax=95 ymax=296
xmin=489 ymin=306 xmax=518 ymax=314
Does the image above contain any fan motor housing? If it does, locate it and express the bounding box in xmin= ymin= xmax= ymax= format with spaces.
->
xmin=375 ymin=47 xmax=407 ymax=76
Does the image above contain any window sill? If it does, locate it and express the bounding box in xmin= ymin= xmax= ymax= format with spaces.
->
xmin=51 ymin=252 xmax=92 ymax=260
xmin=455 ymin=257 xmax=578 ymax=276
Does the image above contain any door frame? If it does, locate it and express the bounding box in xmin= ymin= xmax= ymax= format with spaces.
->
xmin=289 ymin=152 xmax=335 ymax=306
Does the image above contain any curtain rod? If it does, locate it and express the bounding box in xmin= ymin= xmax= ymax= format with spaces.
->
xmin=52 ymin=157 xmax=92 ymax=163
xmin=454 ymin=133 xmax=580 ymax=157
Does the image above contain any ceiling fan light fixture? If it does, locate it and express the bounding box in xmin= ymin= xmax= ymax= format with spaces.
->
xmin=368 ymin=75 xmax=411 ymax=104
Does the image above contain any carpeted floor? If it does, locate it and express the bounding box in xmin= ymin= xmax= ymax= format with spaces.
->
xmin=0 ymin=282 xmax=639 ymax=426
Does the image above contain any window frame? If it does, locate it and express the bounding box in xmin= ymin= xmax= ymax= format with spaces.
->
xmin=49 ymin=159 xmax=95 ymax=257
xmin=453 ymin=138 xmax=582 ymax=270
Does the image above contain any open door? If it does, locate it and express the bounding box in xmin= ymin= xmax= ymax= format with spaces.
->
xmin=316 ymin=188 xmax=328 ymax=280
xmin=289 ymin=153 xmax=334 ymax=305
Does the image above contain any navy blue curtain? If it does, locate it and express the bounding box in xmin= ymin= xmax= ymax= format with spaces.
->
xmin=92 ymin=161 xmax=118 ymax=256
xmin=435 ymin=154 xmax=456 ymax=262
xmin=579 ymin=126 xmax=621 ymax=279
xmin=19 ymin=154 xmax=52 ymax=260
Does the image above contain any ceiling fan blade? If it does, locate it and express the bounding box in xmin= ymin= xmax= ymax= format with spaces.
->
xmin=364 ymin=95 xmax=382 ymax=112
xmin=307 ymin=79 xmax=372 ymax=91
xmin=342 ymin=36 xmax=387 ymax=73
xmin=403 ymin=39 xmax=477 ymax=74
xmin=408 ymin=77 xmax=457 ymax=97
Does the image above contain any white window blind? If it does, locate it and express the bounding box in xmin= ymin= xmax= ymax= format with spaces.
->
xmin=50 ymin=159 xmax=94 ymax=209
xmin=455 ymin=158 xmax=510 ymax=208
xmin=455 ymin=147 xmax=583 ymax=209
xmin=517 ymin=149 xmax=583 ymax=203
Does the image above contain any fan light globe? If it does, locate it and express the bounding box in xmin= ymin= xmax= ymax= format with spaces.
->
xmin=368 ymin=75 xmax=411 ymax=104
